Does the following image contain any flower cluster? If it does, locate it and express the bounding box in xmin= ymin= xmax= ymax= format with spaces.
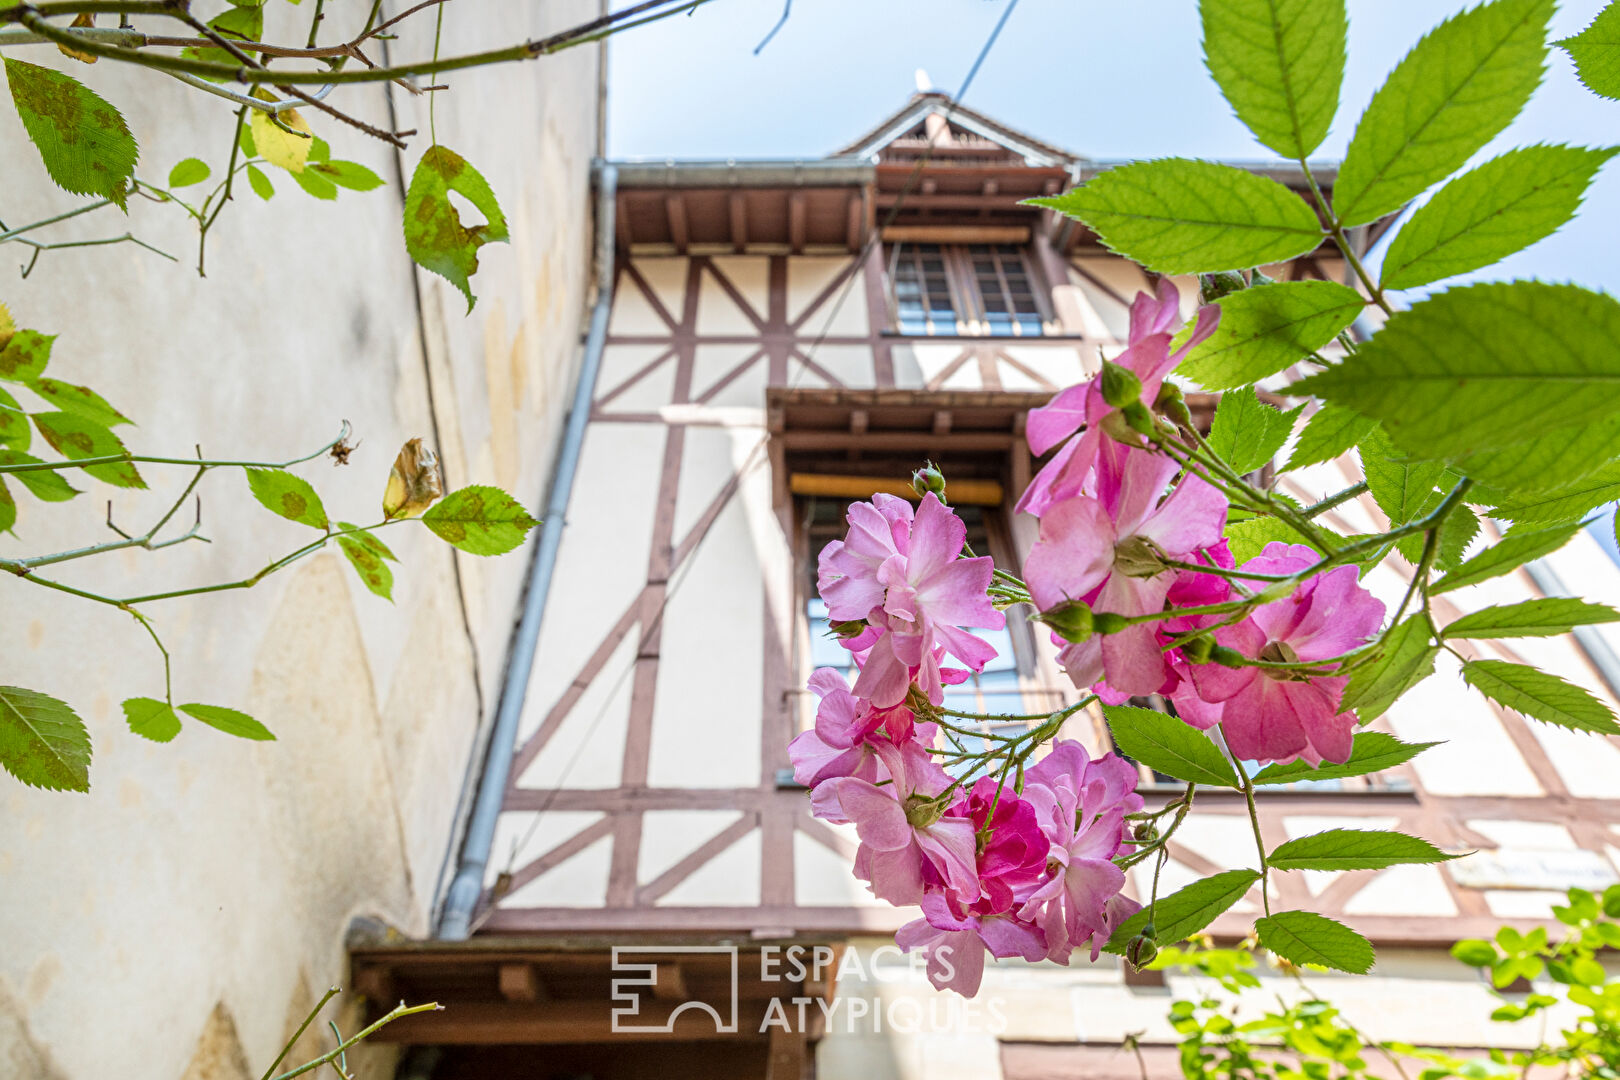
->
xmin=794 ymin=283 xmax=1389 ymax=996
xmin=1020 ymin=281 xmax=1385 ymax=767
xmin=792 ymin=493 xmax=1144 ymax=995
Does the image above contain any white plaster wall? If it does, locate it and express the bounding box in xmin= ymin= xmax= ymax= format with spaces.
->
xmin=0 ymin=3 xmax=601 ymax=1076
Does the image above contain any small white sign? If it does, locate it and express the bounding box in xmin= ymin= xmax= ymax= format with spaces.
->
xmin=1450 ymin=848 xmax=1618 ymax=892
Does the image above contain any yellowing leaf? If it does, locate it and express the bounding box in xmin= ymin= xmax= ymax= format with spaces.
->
xmin=57 ymin=13 xmax=98 ymax=64
xmin=381 ymin=437 xmax=442 ymax=520
xmin=249 ymin=100 xmax=313 ymax=174
xmin=0 ymin=302 xmax=14 ymax=350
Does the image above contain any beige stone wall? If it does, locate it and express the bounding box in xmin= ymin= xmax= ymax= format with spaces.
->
xmin=0 ymin=4 xmax=601 ymax=1077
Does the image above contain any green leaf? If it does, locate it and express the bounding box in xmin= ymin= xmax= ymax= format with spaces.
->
xmin=0 ymin=477 xmax=14 ymax=534
xmin=338 ymin=533 xmax=395 ymax=601
xmin=1339 ymin=615 xmax=1437 ymax=720
xmin=1431 ymin=519 xmax=1583 ymax=594
xmin=1380 ymin=146 xmax=1618 ymax=289
xmin=1454 ymin=415 xmax=1620 ymax=497
xmin=0 ymin=385 xmax=30 ymax=451
xmin=0 ymin=685 xmax=90 ymax=792
xmin=1443 ymin=598 xmax=1620 ymax=639
xmin=1225 ymin=515 xmax=1320 ymax=564
xmin=1462 ymin=659 xmax=1620 ymax=735
xmin=244 ymin=467 xmax=327 ymax=529
xmin=1332 ymin=0 xmax=1553 ymax=227
xmin=1256 ymin=910 xmax=1375 ymax=973
xmin=315 ymin=159 xmax=385 ymax=191
xmin=1360 ymin=426 xmax=1447 ymax=527
xmin=1207 ymin=386 xmax=1303 ymax=474
xmin=1292 ymin=283 xmax=1620 ymax=460
xmin=167 ymin=157 xmax=211 ymax=187
xmin=3 ymin=57 xmax=138 ymax=208
xmin=1557 ymin=1 xmax=1620 ymax=100
xmin=308 ymin=135 xmax=330 ymax=164
xmin=182 ymin=5 xmax=264 ymax=76
xmin=246 ymin=163 xmax=275 ymax=201
xmin=30 ymin=411 xmax=143 ymax=488
xmin=1200 ymin=0 xmax=1346 ymax=159
xmin=291 ymin=167 xmax=338 ymax=200
xmin=1253 ymin=731 xmax=1438 ymax=785
xmin=1177 ymin=281 xmax=1363 ymax=390
xmin=337 ymin=521 xmax=397 ymax=561
xmin=0 ymin=451 xmax=79 ymax=501
xmin=180 ymin=703 xmax=275 ymax=742
xmin=0 ymin=330 xmax=53 ymax=383
xmin=1482 ymin=462 xmax=1620 ymax=523
xmin=1027 ymin=159 xmax=1323 ymax=274
xmin=26 ymin=377 xmax=129 ymax=427
xmin=1104 ymin=704 xmax=1240 ymax=787
xmin=421 ymin=484 xmax=538 ymax=556
xmin=1105 ymin=869 xmax=1262 ymax=954
xmin=122 ymin=697 xmax=180 ymax=743
xmin=404 ymin=145 xmax=510 ymax=312
xmin=1452 ymin=938 xmax=1500 ymax=966
xmin=1286 ymin=404 xmax=1377 ymax=472
xmin=1269 ymin=829 xmax=1456 ymax=871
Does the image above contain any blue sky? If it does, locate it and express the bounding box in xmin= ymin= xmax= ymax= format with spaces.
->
xmin=607 ymin=0 xmax=1620 ymax=560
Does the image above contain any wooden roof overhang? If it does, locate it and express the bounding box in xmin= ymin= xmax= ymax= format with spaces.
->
xmin=613 ymin=159 xmax=876 ymax=255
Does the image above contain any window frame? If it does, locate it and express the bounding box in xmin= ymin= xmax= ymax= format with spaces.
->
xmin=885 ymin=241 xmax=1054 ymax=338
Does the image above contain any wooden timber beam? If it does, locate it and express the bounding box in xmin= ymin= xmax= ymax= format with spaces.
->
xmin=372 ymin=999 xmax=774 ymax=1045
xmin=497 ymin=962 xmax=546 ymax=1002
xmin=788 ymin=192 xmax=807 ymax=254
xmin=729 ymin=191 xmax=747 ymax=253
xmin=665 ymin=194 xmax=689 ymax=254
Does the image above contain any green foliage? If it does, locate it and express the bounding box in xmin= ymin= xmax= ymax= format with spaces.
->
xmin=180 ymin=703 xmax=275 ymax=742
xmin=337 ymin=522 xmax=396 ymax=601
xmin=31 ymin=410 xmax=144 ymax=488
xmin=1106 ymin=869 xmax=1262 ymax=954
xmin=1027 ymin=159 xmax=1322 ymax=274
xmin=167 ymin=158 xmax=211 ymax=187
xmin=1482 ymin=462 xmax=1620 ymax=524
xmin=1104 ymin=704 xmax=1239 ymax=787
xmin=1256 ymin=910 xmax=1375 ymax=973
xmin=1557 ymin=1 xmax=1620 ymax=100
xmin=0 ymin=478 xmax=13 ymax=533
xmin=1252 ymin=731 xmax=1438 ymax=785
xmin=1267 ymin=829 xmax=1455 ymax=871
xmin=0 ymin=685 xmax=91 ymax=792
xmin=122 ymin=697 xmax=181 ymax=743
xmin=247 ymin=163 xmax=275 ymax=201
xmin=3 ymin=57 xmax=138 ymax=208
xmin=1442 ymin=598 xmax=1620 ymax=639
xmin=421 ymin=484 xmax=538 ymax=555
xmin=27 ymin=377 xmax=130 ymax=427
xmin=404 ymin=145 xmax=510 ymax=312
xmin=1462 ymin=659 xmax=1620 ymax=734
xmin=0 ymin=387 xmax=32 ymax=450
xmin=1455 ymin=413 xmax=1620 ymax=497
xmin=0 ymin=330 xmax=54 ymax=382
xmin=0 ymin=452 xmax=79 ymax=502
xmin=1286 ymin=405 xmax=1376 ymax=472
xmin=1199 ymin=0 xmax=1346 ymax=159
xmin=245 ymin=467 xmax=329 ymax=529
xmin=1431 ymin=519 xmax=1583 ymax=594
xmin=1294 ymin=282 xmax=1620 ymax=461
xmin=1360 ymin=426 xmax=1447 ymax=528
xmin=1225 ymin=514 xmax=1321 ymax=564
xmin=1177 ymin=281 xmax=1363 ymax=391
xmin=1332 ymin=0 xmax=1552 ymax=227
xmin=1338 ymin=615 xmax=1438 ymax=721
xmin=1380 ymin=145 xmax=1617 ymax=289
xmin=182 ymin=3 xmax=263 ymax=75
xmin=1207 ymin=387 xmax=1303 ymax=474
xmin=310 ymin=159 xmax=385 ymax=192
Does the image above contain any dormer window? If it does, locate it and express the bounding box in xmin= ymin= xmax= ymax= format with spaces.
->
xmin=887 ymin=242 xmax=1048 ymax=337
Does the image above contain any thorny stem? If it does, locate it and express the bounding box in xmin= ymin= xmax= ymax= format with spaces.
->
xmin=15 ymin=462 xmax=207 ymax=568
xmin=1215 ymin=727 xmax=1271 ymax=918
xmin=0 ymin=422 xmax=350 ymax=474
xmin=1303 ymin=480 xmax=1369 ymax=519
xmin=196 ymin=107 xmax=248 ymax=275
xmin=1297 ymin=156 xmax=1393 ymax=317
xmin=269 ymin=1000 xmax=443 ymax=1080
xmin=0 ymin=198 xmax=113 ymax=242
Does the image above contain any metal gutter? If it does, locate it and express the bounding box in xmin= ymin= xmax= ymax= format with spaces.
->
xmin=610 ymin=157 xmax=874 ymax=188
xmin=437 ymin=159 xmax=619 ymax=941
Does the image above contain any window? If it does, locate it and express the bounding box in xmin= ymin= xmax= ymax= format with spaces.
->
xmin=887 ymin=243 xmax=1047 ymax=338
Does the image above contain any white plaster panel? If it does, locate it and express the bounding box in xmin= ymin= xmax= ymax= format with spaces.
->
xmin=1163 ymin=814 xmax=1259 ymax=871
xmin=1466 ymin=819 xmax=1576 ymax=850
xmin=595 ymin=343 xmax=676 ymax=410
xmin=671 ymin=423 xmax=756 ymax=545
xmin=485 ymin=810 xmax=605 ymax=888
xmin=637 ymin=809 xmax=746 ymax=884
xmin=789 ymin=255 xmax=867 ymax=336
xmin=1342 ymin=864 xmax=1457 ymax=917
xmin=609 ymin=277 xmax=673 ymax=336
xmin=808 ymin=344 xmax=875 ymax=388
xmin=631 ymin=256 xmax=690 ymax=322
xmin=657 ymin=827 xmax=761 ymax=906
xmin=1386 ymin=653 xmax=1544 ymax=795
xmin=1484 ymin=889 xmax=1566 ymax=919
xmin=691 ymin=342 xmax=766 ymax=404
xmin=911 ymin=343 xmax=969 ymax=388
xmin=520 ymin=421 xmax=664 ymax=734
xmin=697 ymin=264 xmax=762 ymax=335
xmin=515 ymin=627 xmax=637 ymax=790
xmin=710 ymin=255 xmax=770 ymax=320
xmin=796 ymin=828 xmax=888 ymax=907
xmin=648 ymin=496 xmax=764 ymax=788
xmin=1002 ymin=344 xmax=1087 ymax=389
xmin=500 ymin=833 xmax=613 ymax=908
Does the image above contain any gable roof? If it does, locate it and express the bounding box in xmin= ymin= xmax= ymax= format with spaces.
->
xmin=836 ymin=92 xmax=1080 ymax=168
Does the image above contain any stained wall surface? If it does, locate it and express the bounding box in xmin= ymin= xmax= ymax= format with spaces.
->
xmin=0 ymin=5 xmax=602 ymax=1077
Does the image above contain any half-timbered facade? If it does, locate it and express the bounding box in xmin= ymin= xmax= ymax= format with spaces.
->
xmin=354 ymin=93 xmax=1620 ymax=1079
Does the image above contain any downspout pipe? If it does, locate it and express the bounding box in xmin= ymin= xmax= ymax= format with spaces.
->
xmin=438 ymin=159 xmax=618 ymax=940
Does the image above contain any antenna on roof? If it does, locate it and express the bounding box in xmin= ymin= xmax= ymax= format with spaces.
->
xmin=914 ymin=68 xmax=935 ymax=93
